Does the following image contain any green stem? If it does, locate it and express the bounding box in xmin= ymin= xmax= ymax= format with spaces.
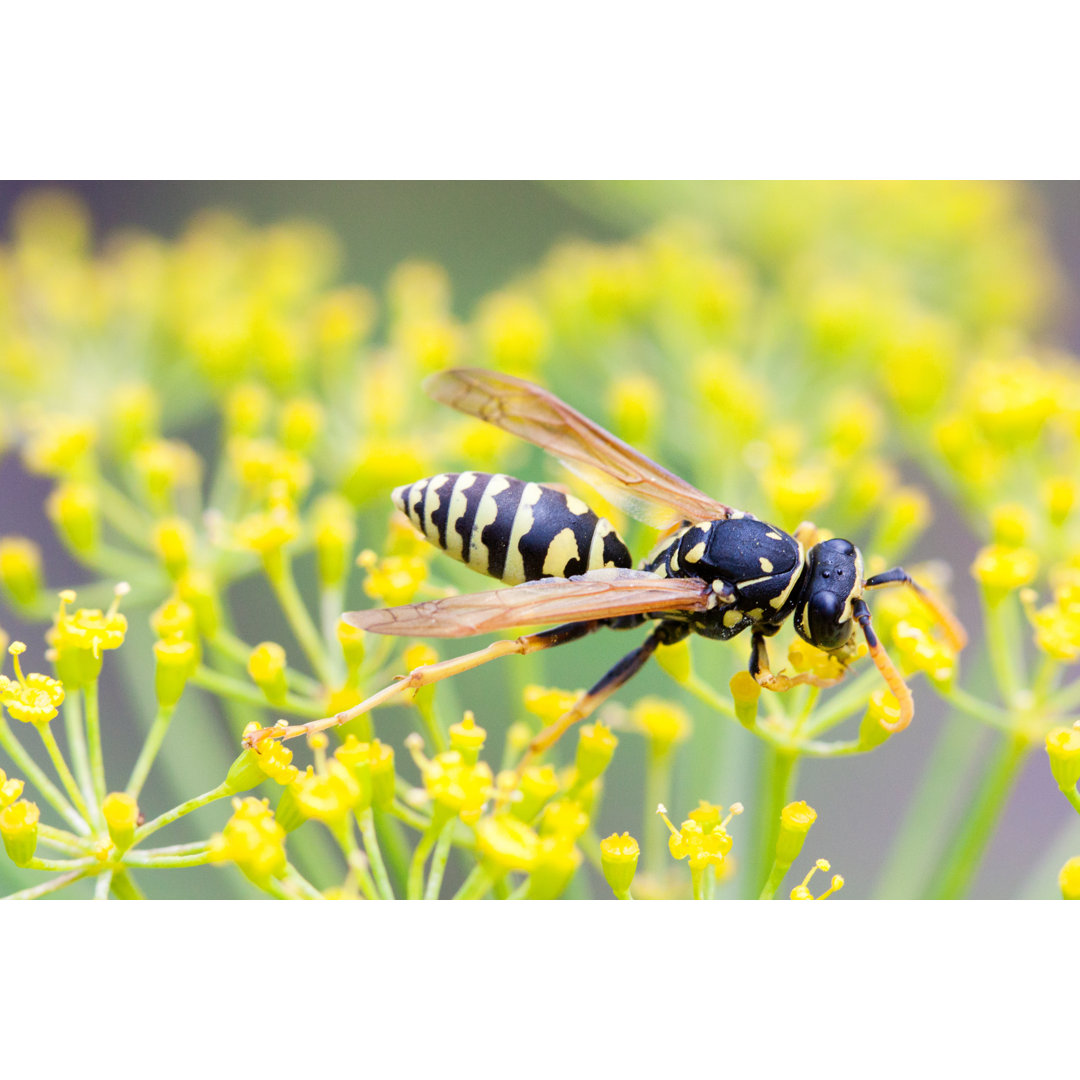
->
xmin=874 ymin=710 xmax=984 ymax=898
xmin=691 ymin=865 xmax=706 ymax=900
xmin=0 ymin=716 xmax=88 ymax=834
xmin=38 ymin=823 xmax=92 ymax=855
xmin=189 ymin=666 xmax=326 ymax=718
xmin=95 ymin=870 xmax=114 ymax=899
xmin=124 ymin=850 xmax=215 ymax=868
xmin=925 ymin=731 xmax=1033 ymax=899
xmin=759 ymin=858 xmax=793 ymax=900
xmin=374 ymin=809 xmax=412 ymax=896
xmin=283 ymin=864 xmax=326 ymax=900
xmin=61 ymin=693 xmax=94 ymax=809
xmin=333 ymin=820 xmax=378 ymax=900
xmin=25 ymin=855 xmax=99 ymax=872
xmin=408 ymin=819 xmax=442 ymax=899
xmin=268 ymin=557 xmax=335 ymax=686
xmin=424 ymin=818 xmax=455 ymax=900
xmin=984 ymin=594 xmax=1025 ymax=708
xmin=36 ymin=723 xmax=95 ymax=824
xmin=1063 ymin=786 xmax=1080 ymax=817
xmin=3 ymin=866 xmax=98 ymax=900
xmin=134 ymin=781 xmax=232 ymax=843
xmin=110 ymin=869 xmax=145 ymax=899
xmin=83 ymin=680 xmax=107 ymax=821
xmin=644 ymin=747 xmax=673 ymax=881
xmin=453 ymin=865 xmax=494 ymax=900
xmin=125 ymin=706 xmax=176 ymax=798
xmin=751 ymin=746 xmax=800 ymax=897
xmin=357 ymin=808 xmax=395 ymax=899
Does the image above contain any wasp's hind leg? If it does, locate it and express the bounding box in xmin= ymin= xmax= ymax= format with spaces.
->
xmin=863 ymin=566 xmax=968 ymax=651
xmin=749 ymin=632 xmax=849 ymax=692
xmin=244 ymin=620 xmax=607 ymax=747
xmin=518 ymin=620 xmax=691 ymax=774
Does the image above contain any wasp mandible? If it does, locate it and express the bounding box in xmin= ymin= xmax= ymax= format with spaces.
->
xmin=246 ymin=368 xmax=967 ymax=762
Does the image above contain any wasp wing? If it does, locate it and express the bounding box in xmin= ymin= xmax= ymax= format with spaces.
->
xmin=424 ymin=368 xmax=738 ymax=528
xmin=343 ymin=568 xmax=712 ymax=638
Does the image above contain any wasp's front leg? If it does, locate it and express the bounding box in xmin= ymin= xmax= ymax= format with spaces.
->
xmin=749 ymin=632 xmax=849 ymax=692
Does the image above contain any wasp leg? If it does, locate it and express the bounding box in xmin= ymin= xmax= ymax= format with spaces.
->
xmin=852 ymin=598 xmax=913 ymax=731
xmin=519 ymin=621 xmax=691 ymax=772
xmin=749 ymin=632 xmax=848 ymax=692
xmin=243 ymin=620 xmax=607 ymax=747
xmin=862 ymin=567 xmax=968 ymax=651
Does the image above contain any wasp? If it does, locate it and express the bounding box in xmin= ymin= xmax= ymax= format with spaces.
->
xmin=247 ymin=368 xmax=967 ymax=761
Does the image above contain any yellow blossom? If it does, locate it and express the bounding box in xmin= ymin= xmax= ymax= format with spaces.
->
xmin=475 ymin=813 xmax=539 ymax=874
xmin=1061 ymin=857 xmax=1080 ymax=900
xmin=972 ymin=544 xmax=1038 ymax=598
xmin=291 ymin=760 xmax=361 ymax=826
xmin=600 ymin=832 xmax=640 ymax=898
xmin=522 ymin=684 xmax=581 ymax=726
xmin=208 ymin=797 xmax=287 ymax=885
xmin=152 ymin=517 xmax=195 ymax=579
xmin=357 ymin=550 xmax=427 ymax=607
xmin=49 ymin=585 xmax=128 ymax=685
xmin=312 ymin=493 xmax=356 ymax=587
xmin=789 ymin=858 xmax=844 ymax=900
xmin=476 ymin=291 xmax=549 ymax=375
xmin=102 ymin=792 xmax=140 ymax=851
xmin=629 ymin=696 xmax=692 ymax=752
xmin=0 ymin=798 xmax=40 ymax=866
xmin=248 ymin=641 xmax=288 ymax=705
xmin=1045 ymin=724 xmax=1080 ymax=793
xmin=133 ymin=439 xmax=203 ymax=508
xmin=0 ymin=643 xmax=65 ymax=724
xmin=0 ymin=537 xmax=43 ymax=606
xmin=153 ymin=634 xmax=198 ymax=708
xmin=449 ymin=711 xmax=487 ymax=763
xmin=406 ymin=736 xmax=493 ymax=825
xmin=45 ymin=481 xmax=99 ymax=553
xmin=657 ymin=802 xmax=741 ymax=872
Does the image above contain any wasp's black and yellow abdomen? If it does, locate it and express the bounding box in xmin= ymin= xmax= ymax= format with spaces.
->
xmin=393 ymin=472 xmax=632 ymax=585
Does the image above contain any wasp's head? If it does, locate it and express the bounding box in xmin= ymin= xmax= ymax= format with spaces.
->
xmin=793 ymin=538 xmax=864 ymax=651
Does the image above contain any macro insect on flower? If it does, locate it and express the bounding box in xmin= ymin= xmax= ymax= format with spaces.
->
xmin=246 ymin=368 xmax=967 ymax=766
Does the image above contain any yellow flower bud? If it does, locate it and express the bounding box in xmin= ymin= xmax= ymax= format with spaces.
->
xmin=600 ymin=832 xmax=640 ymax=898
xmin=1042 ymin=476 xmax=1076 ymax=528
xmin=208 ymin=797 xmax=287 ymax=885
xmin=874 ymin=487 xmax=931 ymax=557
xmin=776 ymin=801 xmax=817 ymax=866
xmin=369 ymin=739 xmax=395 ymax=810
xmin=608 ymin=373 xmax=660 ymax=448
xmin=248 ymin=642 xmax=288 ymax=706
xmin=449 ymin=711 xmax=487 ymax=764
xmin=522 ymin=684 xmax=581 ymax=725
xmin=224 ymin=745 xmax=269 ymax=795
xmin=0 ymin=537 xmax=43 ymax=607
xmin=656 ymin=638 xmax=693 ymax=684
xmin=313 ymin=494 xmax=356 ymax=588
xmin=972 ymin=544 xmax=1038 ymax=600
xmin=46 ymin=481 xmax=99 ymax=553
xmin=729 ymin=670 xmax=761 ymax=728
xmin=1045 ymin=725 xmax=1080 ymax=793
xmin=133 ymin=439 xmax=203 ymax=510
xmin=336 ymin=618 xmax=365 ymax=675
xmin=510 ymin=764 xmax=559 ymax=823
xmin=224 ymin=383 xmax=272 ymax=438
xmin=476 ymin=814 xmax=539 ymax=875
xmin=540 ymin=798 xmax=590 ymax=841
xmin=107 ymin=384 xmax=160 ymax=458
xmin=990 ymin=503 xmax=1034 ymax=548
xmin=153 ymin=634 xmax=198 ymax=709
xmin=0 ymin=770 xmax=25 ymax=811
xmin=292 ymin=760 xmax=361 ymax=826
xmin=574 ymin=722 xmax=618 ymax=785
xmin=629 ymin=697 xmax=691 ymax=754
xmin=102 ymin=792 xmax=140 ymax=851
xmin=527 ymin=836 xmax=581 ymax=900
xmin=150 ymin=595 xmax=198 ymax=644
xmin=858 ymin=688 xmax=902 ymax=750
xmin=1060 ymin=856 xmax=1080 ymax=900
xmin=0 ymin=798 xmax=40 ymax=866
xmin=334 ymin=735 xmax=374 ymax=810
xmin=152 ymin=517 xmax=195 ymax=579
xmin=279 ymin=396 xmax=324 ymax=452
xmin=176 ymin=570 xmax=221 ymax=639
xmin=476 ymin=292 xmax=549 ymax=375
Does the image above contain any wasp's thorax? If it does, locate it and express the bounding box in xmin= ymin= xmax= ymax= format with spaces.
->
xmin=792 ymin=538 xmax=864 ymax=651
